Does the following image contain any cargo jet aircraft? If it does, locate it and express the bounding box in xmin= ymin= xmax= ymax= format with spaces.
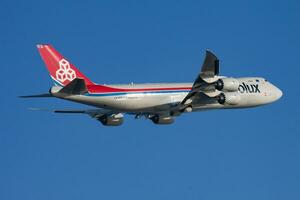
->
xmin=21 ymin=45 xmax=283 ymax=126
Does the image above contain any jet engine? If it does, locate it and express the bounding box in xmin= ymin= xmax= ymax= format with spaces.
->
xmin=215 ymin=78 xmax=239 ymax=92
xmin=151 ymin=115 xmax=175 ymax=125
xmin=217 ymin=92 xmax=241 ymax=105
xmin=98 ymin=116 xmax=124 ymax=126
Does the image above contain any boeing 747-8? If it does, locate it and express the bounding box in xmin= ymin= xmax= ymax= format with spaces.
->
xmin=21 ymin=45 xmax=282 ymax=126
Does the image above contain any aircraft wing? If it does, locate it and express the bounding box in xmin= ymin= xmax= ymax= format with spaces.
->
xmin=30 ymin=107 xmax=118 ymax=120
xmin=200 ymin=50 xmax=219 ymax=78
xmin=54 ymin=108 xmax=119 ymax=119
xmin=181 ymin=50 xmax=220 ymax=106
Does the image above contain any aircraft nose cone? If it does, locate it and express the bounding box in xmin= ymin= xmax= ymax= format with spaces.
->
xmin=275 ymin=87 xmax=283 ymax=100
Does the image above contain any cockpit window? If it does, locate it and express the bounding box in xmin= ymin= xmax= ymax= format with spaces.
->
xmin=264 ymin=79 xmax=268 ymax=82
xmin=256 ymin=79 xmax=260 ymax=82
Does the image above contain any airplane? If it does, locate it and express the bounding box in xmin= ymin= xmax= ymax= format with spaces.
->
xmin=20 ymin=44 xmax=283 ymax=126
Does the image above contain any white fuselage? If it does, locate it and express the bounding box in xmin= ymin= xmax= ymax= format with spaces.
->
xmin=52 ymin=77 xmax=282 ymax=114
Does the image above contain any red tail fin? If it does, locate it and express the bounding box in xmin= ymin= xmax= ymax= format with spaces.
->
xmin=37 ymin=44 xmax=94 ymax=86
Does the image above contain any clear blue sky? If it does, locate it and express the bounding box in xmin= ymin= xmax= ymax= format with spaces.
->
xmin=1 ymin=0 xmax=299 ymax=199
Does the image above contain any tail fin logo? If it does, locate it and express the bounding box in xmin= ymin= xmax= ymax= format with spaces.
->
xmin=56 ymin=59 xmax=76 ymax=83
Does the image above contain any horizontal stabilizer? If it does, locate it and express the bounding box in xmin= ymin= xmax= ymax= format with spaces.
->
xmin=54 ymin=110 xmax=86 ymax=113
xmin=59 ymin=78 xmax=88 ymax=95
xmin=19 ymin=93 xmax=53 ymax=98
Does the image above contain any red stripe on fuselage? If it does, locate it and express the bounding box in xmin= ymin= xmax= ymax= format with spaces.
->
xmin=87 ymin=84 xmax=192 ymax=93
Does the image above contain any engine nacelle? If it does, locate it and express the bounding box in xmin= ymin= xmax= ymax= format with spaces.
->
xmin=218 ymin=92 xmax=241 ymax=105
xmin=215 ymin=78 xmax=239 ymax=92
xmin=98 ymin=116 xmax=124 ymax=126
xmin=151 ymin=116 xmax=174 ymax=125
